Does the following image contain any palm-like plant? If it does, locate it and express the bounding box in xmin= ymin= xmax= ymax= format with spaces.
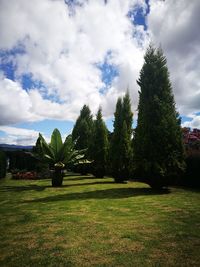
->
xmin=35 ymin=128 xmax=85 ymax=186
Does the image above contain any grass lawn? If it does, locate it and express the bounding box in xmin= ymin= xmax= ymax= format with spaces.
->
xmin=0 ymin=174 xmax=200 ymax=267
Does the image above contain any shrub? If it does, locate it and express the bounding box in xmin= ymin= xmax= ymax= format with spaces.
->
xmin=8 ymin=151 xmax=38 ymax=171
xmin=37 ymin=169 xmax=51 ymax=179
xmin=72 ymin=162 xmax=91 ymax=175
xmin=183 ymin=153 xmax=200 ymax=187
xmin=12 ymin=171 xmax=38 ymax=180
xmin=92 ymin=163 xmax=105 ymax=178
xmin=0 ymin=150 xmax=7 ymax=178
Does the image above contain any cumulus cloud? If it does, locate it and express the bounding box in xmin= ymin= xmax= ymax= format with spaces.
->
xmin=182 ymin=115 xmax=200 ymax=129
xmin=0 ymin=126 xmax=40 ymax=145
xmin=0 ymin=0 xmax=199 ymax=144
xmin=0 ymin=75 xmax=85 ymax=125
xmin=0 ymin=0 xmax=148 ymax=125
xmin=147 ymin=0 xmax=200 ymax=121
xmin=0 ymin=76 xmax=40 ymax=125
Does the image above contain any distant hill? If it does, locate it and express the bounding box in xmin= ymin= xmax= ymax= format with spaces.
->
xmin=0 ymin=144 xmax=33 ymax=151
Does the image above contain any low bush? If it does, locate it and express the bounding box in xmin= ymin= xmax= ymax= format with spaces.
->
xmin=12 ymin=171 xmax=38 ymax=180
xmin=92 ymin=168 xmax=105 ymax=178
xmin=183 ymin=153 xmax=200 ymax=187
xmin=7 ymin=151 xmax=38 ymax=171
xmin=72 ymin=163 xmax=91 ymax=175
xmin=36 ymin=169 xmax=51 ymax=179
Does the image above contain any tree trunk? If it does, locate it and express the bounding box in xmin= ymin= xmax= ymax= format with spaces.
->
xmin=52 ymin=168 xmax=63 ymax=187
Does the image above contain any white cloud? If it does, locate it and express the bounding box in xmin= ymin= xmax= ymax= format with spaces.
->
xmin=0 ymin=126 xmax=38 ymax=137
xmin=0 ymin=126 xmax=39 ymax=145
xmin=0 ymin=75 xmax=87 ymax=124
xmin=28 ymin=89 xmax=78 ymax=121
xmin=147 ymin=0 xmax=200 ymax=117
xmin=0 ymin=0 xmax=148 ymax=124
xmin=0 ymin=125 xmax=69 ymax=146
xmin=0 ymin=77 xmax=40 ymax=125
xmin=0 ymin=75 xmax=85 ymax=125
xmin=182 ymin=115 xmax=200 ymax=129
xmin=0 ymin=0 xmax=199 ymax=138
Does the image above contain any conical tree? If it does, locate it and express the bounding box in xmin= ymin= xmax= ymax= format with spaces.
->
xmin=72 ymin=105 xmax=93 ymax=150
xmin=121 ymin=91 xmax=133 ymax=178
xmin=111 ymin=92 xmax=133 ymax=182
xmin=110 ymin=97 xmax=123 ymax=180
xmin=72 ymin=105 xmax=93 ymax=174
xmin=122 ymin=91 xmax=133 ymax=136
xmin=133 ymin=45 xmax=185 ymax=189
xmin=91 ymin=107 xmax=109 ymax=178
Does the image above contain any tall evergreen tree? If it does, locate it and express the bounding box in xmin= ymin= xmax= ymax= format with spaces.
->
xmin=91 ymin=107 xmax=109 ymax=178
xmin=72 ymin=105 xmax=93 ymax=150
xmin=122 ymin=92 xmax=133 ymax=136
xmin=133 ymin=45 xmax=185 ymax=189
xmin=0 ymin=150 xmax=6 ymax=178
xmin=72 ymin=105 xmax=93 ymax=174
xmin=111 ymin=92 xmax=133 ymax=182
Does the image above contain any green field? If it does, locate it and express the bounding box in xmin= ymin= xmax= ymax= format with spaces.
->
xmin=0 ymin=174 xmax=200 ymax=267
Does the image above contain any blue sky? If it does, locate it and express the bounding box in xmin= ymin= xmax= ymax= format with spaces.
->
xmin=0 ymin=0 xmax=199 ymax=145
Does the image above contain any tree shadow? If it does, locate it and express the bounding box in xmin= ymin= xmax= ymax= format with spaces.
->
xmin=66 ymin=181 xmax=115 ymax=187
xmin=65 ymin=175 xmax=96 ymax=181
xmin=0 ymin=185 xmax=48 ymax=192
xmin=172 ymin=185 xmax=200 ymax=193
xmin=0 ymin=181 xmax=114 ymax=193
xmin=24 ymin=187 xmax=170 ymax=203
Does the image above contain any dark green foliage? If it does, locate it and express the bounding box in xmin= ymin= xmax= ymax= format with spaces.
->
xmin=183 ymin=154 xmax=200 ymax=187
xmin=111 ymin=92 xmax=133 ymax=182
xmin=32 ymin=137 xmax=49 ymax=175
xmin=32 ymin=137 xmax=42 ymax=155
xmin=72 ymin=105 xmax=94 ymax=174
xmin=72 ymin=162 xmax=90 ymax=175
xmin=0 ymin=150 xmax=6 ymax=178
xmin=72 ymin=105 xmax=93 ymax=150
xmin=91 ymin=107 xmax=109 ymax=178
xmin=122 ymin=92 xmax=133 ymax=136
xmin=111 ymin=97 xmax=123 ymax=180
xmin=133 ymin=45 xmax=185 ymax=189
xmin=7 ymin=151 xmax=37 ymax=171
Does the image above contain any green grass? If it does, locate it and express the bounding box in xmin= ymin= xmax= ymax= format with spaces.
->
xmin=0 ymin=174 xmax=200 ymax=267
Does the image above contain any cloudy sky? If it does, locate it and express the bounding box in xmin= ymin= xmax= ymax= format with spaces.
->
xmin=0 ymin=0 xmax=199 ymax=145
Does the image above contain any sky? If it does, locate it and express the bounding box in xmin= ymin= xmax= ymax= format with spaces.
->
xmin=0 ymin=0 xmax=200 ymax=145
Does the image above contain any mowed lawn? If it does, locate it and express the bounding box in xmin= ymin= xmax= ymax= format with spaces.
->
xmin=0 ymin=174 xmax=200 ymax=267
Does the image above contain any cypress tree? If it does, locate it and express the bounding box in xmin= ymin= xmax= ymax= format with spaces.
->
xmin=91 ymin=107 xmax=109 ymax=178
xmin=111 ymin=92 xmax=133 ymax=182
xmin=133 ymin=45 xmax=185 ymax=189
xmin=122 ymin=92 xmax=133 ymax=136
xmin=72 ymin=105 xmax=93 ymax=174
xmin=0 ymin=150 xmax=7 ymax=178
xmin=72 ymin=105 xmax=93 ymax=150
xmin=111 ymin=97 xmax=123 ymax=180
xmin=121 ymin=91 xmax=133 ymax=178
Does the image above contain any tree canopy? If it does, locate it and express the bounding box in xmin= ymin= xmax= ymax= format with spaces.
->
xmin=133 ymin=45 xmax=185 ymax=188
xmin=111 ymin=91 xmax=133 ymax=182
xmin=90 ymin=107 xmax=109 ymax=178
xmin=72 ymin=105 xmax=93 ymax=151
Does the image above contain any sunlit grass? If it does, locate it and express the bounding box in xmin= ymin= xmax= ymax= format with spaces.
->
xmin=0 ymin=174 xmax=199 ymax=266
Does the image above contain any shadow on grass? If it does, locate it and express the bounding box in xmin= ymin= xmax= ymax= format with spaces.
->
xmin=0 ymin=185 xmax=48 ymax=192
xmin=0 ymin=181 xmax=115 ymax=193
xmin=65 ymin=175 xmax=96 ymax=181
xmin=69 ymin=181 xmax=115 ymax=187
xmin=24 ymin=187 xmax=170 ymax=203
xmin=172 ymin=186 xmax=200 ymax=193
